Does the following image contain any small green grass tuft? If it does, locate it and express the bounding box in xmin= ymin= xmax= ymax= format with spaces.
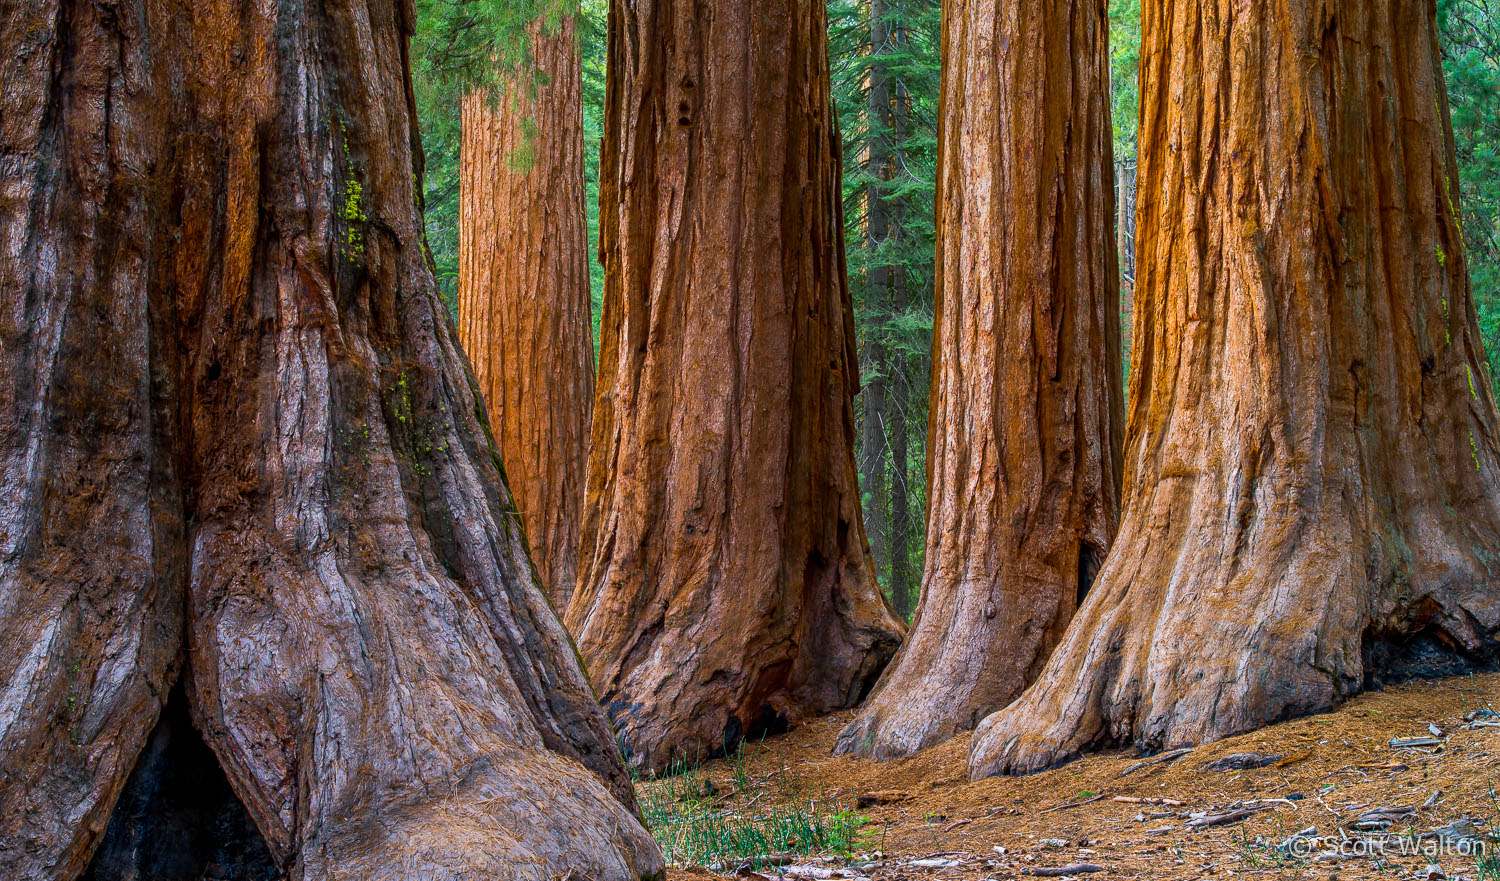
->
xmin=1480 ymin=784 xmax=1500 ymax=880
xmin=637 ymin=760 xmax=870 ymax=869
xmin=731 ymin=741 xmax=753 ymax=795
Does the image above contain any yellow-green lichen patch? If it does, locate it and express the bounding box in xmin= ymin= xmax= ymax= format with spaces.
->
xmin=342 ymin=178 xmax=368 ymax=257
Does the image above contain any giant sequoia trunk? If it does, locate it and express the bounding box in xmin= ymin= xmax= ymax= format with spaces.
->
xmin=0 ymin=1 xmax=662 ymax=879
xmin=970 ymin=0 xmax=1500 ymax=779
xmin=457 ymin=16 xmax=594 ymax=610
xmin=835 ymin=0 xmax=1124 ymax=762
xmin=567 ymin=0 xmax=907 ymax=773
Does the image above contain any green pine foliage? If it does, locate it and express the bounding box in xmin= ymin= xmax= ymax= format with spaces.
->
xmin=828 ymin=0 xmax=941 ymax=605
xmin=1111 ymin=0 xmax=1141 ymax=389
xmin=579 ymin=0 xmax=607 ymax=348
xmin=1109 ymin=0 xmax=1141 ymax=160
xmin=412 ymin=0 xmax=577 ymax=311
xmin=1439 ymin=0 xmax=1500 ymax=389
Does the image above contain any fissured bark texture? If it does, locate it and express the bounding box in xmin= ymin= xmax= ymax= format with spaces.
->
xmin=0 ymin=1 xmax=663 ymax=878
xmin=457 ymin=16 xmax=594 ymax=610
xmin=567 ymin=0 xmax=907 ymax=773
xmin=970 ymin=0 xmax=1500 ymax=779
xmin=0 ymin=2 xmax=184 ymax=876
xmin=836 ymin=0 xmax=1124 ymax=762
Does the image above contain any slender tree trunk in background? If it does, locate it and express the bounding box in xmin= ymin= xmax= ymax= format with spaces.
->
xmin=859 ymin=359 xmax=891 ymax=576
xmin=838 ymin=0 xmax=1124 ymax=762
xmin=458 ymin=17 xmax=594 ymax=610
xmin=972 ymin=0 xmax=1500 ymax=779
xmin=860 ymin=0 xmax=894 ymax=580
xmin=569 ymin=0 xmax=906 ymax=773
xmin=885 ymin=45 xmax=916 ymax=620
xmin=888 ymin=346 xmax=914 ymax=618
xmin=1116 ymin=159 xmax=1136 ymax=384
xmin=0 ymin=1 xmax=662 ymax=879
xmin=1115 ymin=158 xmax=1136 ymax=288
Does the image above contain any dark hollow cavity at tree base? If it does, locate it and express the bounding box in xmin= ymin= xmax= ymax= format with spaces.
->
xmin=1362 ymin=624 xmax=1500 ymax=690
xmin=721 ymin=707 xmax=792 ymax=758
xmin=83 ymin=684 xmax=280 ymax=881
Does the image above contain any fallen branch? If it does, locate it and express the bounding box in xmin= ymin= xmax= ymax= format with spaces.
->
xmin=1201 ymin=752 xmax=1283 ymax=772
xmin=1274 ymin=749 xmax=1313 ymax=768
xmin=782 ymin=867 xmax=868 ymax=880
xmin=1044 ymin=794 xmax=1106 ymax=813
xmin=1315 ymin=793 xmax=1343 ymax=819
xmin=1024 ymin=864 xmax=1105 ymax=876
xmin=1185 ymin=806 xmax=1272 ymax=830
xmin=1112 ymin=796 xmax=1184 ymax=806
xmin=1389 ymin=736 xmax=1444 ymax=749
xmin=1120 ymin=748 xmax=1193 ymax=777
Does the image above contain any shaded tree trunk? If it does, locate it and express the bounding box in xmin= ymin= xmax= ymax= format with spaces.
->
xmin=568 ymin=0 xmax=906 ymax=773
xmin=971 ymin=0 xmax=1500 ymax=779
xmin=0 ymin=1 xmax=662 ymax=879
xmin=1115 ymin=157 xmax=1136 ymax=289
xmin=458 ymin=16 xmax=594 ymax=611
xmin=884 ymin=13 xmax=917 ymax=620
xmin=888 ymin=350 xmax=915 ymax=619
xmin=836 ymin=0 xmax=1124 ymax=762
xmin=859 ymin=356 xmax=891 ymax=576
xmin=0 ymin=5 xmax=184 ymax=876
xmin=860 ymin=0 xmax=895 ymax=581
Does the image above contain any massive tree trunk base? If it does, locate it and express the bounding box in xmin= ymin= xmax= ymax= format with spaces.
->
xmin=969 ymin=533 xmax=1500 ymax=778
xmin=0 ymin=1 xmax=663 ymax=878
xmin=968 ymin=0 xmax=1500 ymax=780
xmin=835 ymin=0 xmax=1123 ymax=762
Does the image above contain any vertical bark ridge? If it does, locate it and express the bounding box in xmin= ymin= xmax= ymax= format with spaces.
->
xmin=0 ymin=2 xmax=184 ymax=876
xmin=0 ymin=1 xmax=664 ymax=878
xmin=457 ymin=16 xmax=593 ymax=611
xmin=970 ymin=0 xmax=1500 ymax=780
xmin=569 ymin=0 xmax=906 ymax=774
xmin=835 ymin=0 xmax=1124 ymax=762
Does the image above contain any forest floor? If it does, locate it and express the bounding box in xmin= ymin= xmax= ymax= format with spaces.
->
xmin=642 ymin=672 xmax=1500 ymax=881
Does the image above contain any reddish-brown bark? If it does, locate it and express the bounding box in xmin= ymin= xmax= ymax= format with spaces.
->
xmin=0 ymin=1 xmax=662 ymax=878
xmin=971 ymin=0 xmax=1500 ymax=779
xmin=567 ymin=0 xmax=907 ymax=773
xmin=0 ymin=4 xmax=183 ymax=875
xmin=836 ymin=0 xmax=1124 ymax=762
xmin=458 ymin=16 xmax=594 ymax=610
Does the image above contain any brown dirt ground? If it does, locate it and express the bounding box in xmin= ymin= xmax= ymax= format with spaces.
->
xmin=651 ymin=672 xmax=1500 ymax=880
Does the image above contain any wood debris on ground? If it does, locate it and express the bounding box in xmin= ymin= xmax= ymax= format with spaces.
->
xmin=660 ymin=672 xmax=1500 ymax=881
